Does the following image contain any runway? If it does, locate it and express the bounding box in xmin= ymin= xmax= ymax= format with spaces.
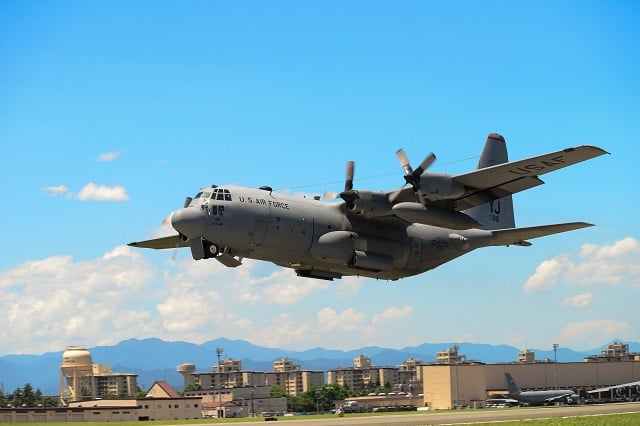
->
xmin=202 ymin=402 xmax=640 ymax=425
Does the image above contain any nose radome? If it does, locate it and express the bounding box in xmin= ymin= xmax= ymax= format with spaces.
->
xmin=171 ymin=207 xmax=206 ymax=239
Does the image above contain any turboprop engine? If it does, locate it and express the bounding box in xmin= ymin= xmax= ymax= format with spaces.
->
xmin=392 ymin=202 xmax=482 ymax=230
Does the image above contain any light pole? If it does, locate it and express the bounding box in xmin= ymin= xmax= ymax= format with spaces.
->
xmin=250 ymin=386 xmax=255 ymax=418
xmin=216 ymin=348 xmax=224 ymax=418
xmin=553 ymin=343 xmax=559 ymax=390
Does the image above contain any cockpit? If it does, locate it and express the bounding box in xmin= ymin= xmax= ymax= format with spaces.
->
xmin=193 ymin=186 xmax=232 ymax=201
xmin=191 ymin=186 xmax=233 ymax=216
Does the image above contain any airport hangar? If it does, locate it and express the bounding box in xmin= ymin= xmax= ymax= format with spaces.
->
xmin=421 ymin=357 xmax=640 ymax=409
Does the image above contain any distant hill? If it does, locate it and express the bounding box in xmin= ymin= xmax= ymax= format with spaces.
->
xmin=1 ymin=338 xmax=637 ymax=395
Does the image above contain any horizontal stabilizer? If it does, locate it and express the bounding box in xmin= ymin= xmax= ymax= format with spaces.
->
xmin=128 ymin=235 xmax=188 ymax=250
xmin=491 ymin=222 xmax=594 ymax=246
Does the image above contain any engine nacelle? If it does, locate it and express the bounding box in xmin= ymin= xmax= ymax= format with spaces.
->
xmin=348 ymin=191 xmax=392 ymax=217
xmin=417 ymin=173 xmax=466 ymax=200
xmin=392 ymin=202 xmax=482 ymax=230
xmin=309 ymin=231 xmax=358 ymax=264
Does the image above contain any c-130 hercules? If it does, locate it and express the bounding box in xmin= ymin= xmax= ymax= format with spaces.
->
xmin=129 ymin=134 xmax=607 ymax=280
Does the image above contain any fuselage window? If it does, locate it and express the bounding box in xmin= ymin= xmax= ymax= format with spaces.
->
xmin=206 ymin=205 xmax=225 ymax=216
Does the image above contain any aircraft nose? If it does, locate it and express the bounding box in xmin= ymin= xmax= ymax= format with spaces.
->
xmin=171 ymin=207 xmax=206 ymax=239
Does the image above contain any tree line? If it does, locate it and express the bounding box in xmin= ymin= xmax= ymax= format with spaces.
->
xmin=0 ymin=383 xmax=59 ymax=408
xmin=270 ymin=381 xmax=394 ymax=413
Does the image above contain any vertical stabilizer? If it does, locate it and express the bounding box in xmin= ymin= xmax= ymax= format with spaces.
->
xmin=505 ymin=373 xmax=521 ymax=395
xmin=464 ymin=133 xmax=515 ymax=229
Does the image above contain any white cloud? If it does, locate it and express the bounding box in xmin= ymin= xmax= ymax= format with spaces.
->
xmin=523 ymin=254 xmax=571 ymax=293
xmin=43 ymin=185 xmax=70 ymax=197
xmin=562 ymin=293 xmax=592 ymax=308
xmin=335 ymin=276 xmax=365 ymax=297
xmin=372 ymin=305 xmax=413 ymax=326
xmin=556 ymin=319 xmax=633 ymax=350
xmin=77 ymin=182 xmax=129 ymax=201
xmin=98 ymin=151 xmax=124 ymax=161
xmin=0 ymin=246 xmax=156 ymax=354
xmin=523 ymin=238 xmax=640 ymax=293
xmin=317 ymin=307 xmax=365 ymax=333
xmin=249 ymin=313 xmax=312 ymax=349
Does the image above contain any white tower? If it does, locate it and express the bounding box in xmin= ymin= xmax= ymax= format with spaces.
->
xmin=177 ymin=362 xmax=196 ymax=390
xmin=59 ymin=346 xmax=96 ymax=405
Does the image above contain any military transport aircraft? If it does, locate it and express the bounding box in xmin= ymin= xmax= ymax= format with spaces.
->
xmin=129 ymin=133 xmax=607 ymax=280
xmin=505 ymin=373 xmax=579 ymax=405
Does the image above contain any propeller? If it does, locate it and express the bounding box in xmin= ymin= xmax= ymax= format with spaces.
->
xmin=395 ymin=149 xmax=436 ymax=192
xmin=324 ymin=161 xmax=358 ymax=208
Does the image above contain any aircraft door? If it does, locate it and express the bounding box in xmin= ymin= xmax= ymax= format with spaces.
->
xmin=405 ymin=238 xmax=422 ymax=270
xmin=250 ymin=219 xmax=269 ymax=246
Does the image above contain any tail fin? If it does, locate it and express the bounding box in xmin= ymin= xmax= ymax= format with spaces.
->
xmin=465 ymin=133 xmax=515 ymax=230
xmin=505 ymin=373 xmax=521 ymax=395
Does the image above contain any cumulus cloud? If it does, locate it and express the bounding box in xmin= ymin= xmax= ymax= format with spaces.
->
xmin=523 ymin=255 xmax=571 ymax=293
xmin=0 ymin=241 xmax=410 ymax=354
xmin=317 ymin=307 xmax=365 ymax=333
xmin=562 ymin=293 xmax=592 ymax=308
xmin=372 ymin=305 xmax=413 ymax=326
xmin=0 ymin=246 xmax=156 ymax=354
xmin=77 ymin=182 xmax=129 ymax=201
xmin=523 ymin=238 xmax=640 ymax=293
xmin=249 ymin=313 xmax=312 ymax=349
xmin=556 ymin=319 xmax=633 ymax=350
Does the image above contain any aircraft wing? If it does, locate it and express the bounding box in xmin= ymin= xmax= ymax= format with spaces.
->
xmin=587 ymin=380 xmax=640 ymax=394
xmin=388 ymin=145 xmax=608 ymax=211
xmin=543 ymin=391 xmax=576 ymax=403
xmin=128 ymin=235 xmax=189 ymax=249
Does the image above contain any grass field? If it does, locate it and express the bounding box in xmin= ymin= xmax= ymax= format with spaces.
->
xmin=15 ymin=411 xmax=640 ymax=425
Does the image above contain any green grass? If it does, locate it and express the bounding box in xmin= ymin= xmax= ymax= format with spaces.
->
xmin=471 ymin=412 xmax=640 ymax=425
xmin=17 ymin=411 xmax=640 ymax=425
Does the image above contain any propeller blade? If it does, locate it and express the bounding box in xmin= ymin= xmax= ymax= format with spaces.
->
xmin=396 ymin=149 xmax=413 ymax=176
xmin=394 ymin=148 xmax=437 ymax=195
xmin=414 ymin=153 xmax=436 ymax=176
xmin=344 ymin=161 xmax=355 ymax=191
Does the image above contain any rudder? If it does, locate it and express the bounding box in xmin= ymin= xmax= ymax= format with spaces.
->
xmin=464 ymin=133 xmax=515 ymax=230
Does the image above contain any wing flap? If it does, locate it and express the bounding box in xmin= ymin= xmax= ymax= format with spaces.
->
xmin=456 ymin=176 xmax=545 ymax=210
xmin=128 ymin=235 xmax=188 ymax=250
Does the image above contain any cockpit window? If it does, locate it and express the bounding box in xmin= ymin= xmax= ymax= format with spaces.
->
xmin=203 ymin=191 xmax=212 ymax=199
xmin=211 ymin=188 xmax=232 ymax=201
xmin=193 ymin=192 xmax=203 ymax=199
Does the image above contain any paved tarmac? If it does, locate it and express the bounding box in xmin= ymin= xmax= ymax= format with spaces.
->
xmin=198 ymin=402 xmax=640 ymax=425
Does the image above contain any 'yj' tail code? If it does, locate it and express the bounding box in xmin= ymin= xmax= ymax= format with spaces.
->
xmin=465 ymin=133 xmax=515 ymax=230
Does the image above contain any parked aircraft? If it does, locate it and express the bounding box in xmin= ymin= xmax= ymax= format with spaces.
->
xmin=129 ymin=133 xmax=607 ymax=280
xmin=587 ymin=380 xmax=640 ymax=402
xmin=505 ymin=373 xmax=579 ymax=405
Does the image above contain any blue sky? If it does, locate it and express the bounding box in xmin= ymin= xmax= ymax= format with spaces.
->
xmin=1 ymin=1 xmax=639 ymax=357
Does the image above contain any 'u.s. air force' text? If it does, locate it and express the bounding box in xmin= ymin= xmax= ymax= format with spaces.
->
xmin=238 ymin=196 xmax=290 ymax=210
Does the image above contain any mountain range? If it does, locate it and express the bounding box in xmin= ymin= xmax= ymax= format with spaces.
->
xmin=1 ymin=338 xmax=638 ymax=395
